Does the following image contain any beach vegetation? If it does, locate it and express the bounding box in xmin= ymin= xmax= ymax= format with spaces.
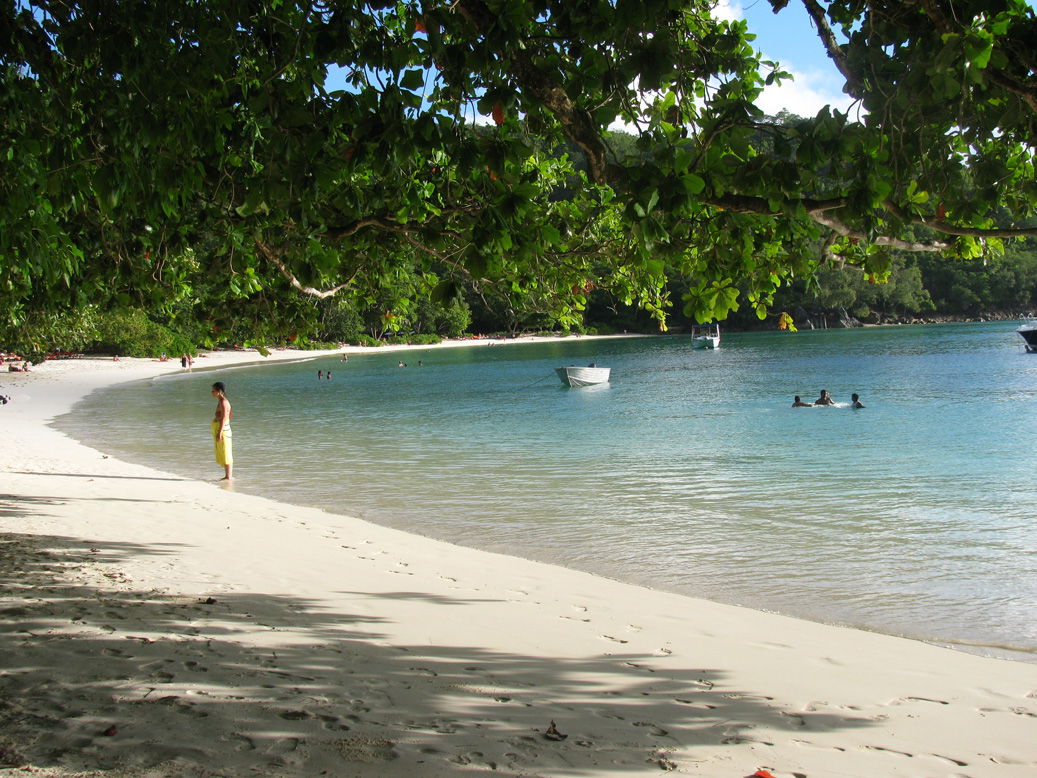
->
xmin=1 ymin=1 xmax=1035 ymax=349
xmin=91 ymin=310 xmax=195 ymax=359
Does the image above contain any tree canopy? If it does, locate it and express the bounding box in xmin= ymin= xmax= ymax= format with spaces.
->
xmin=2 ymin=0 xmax=1035 ymax=347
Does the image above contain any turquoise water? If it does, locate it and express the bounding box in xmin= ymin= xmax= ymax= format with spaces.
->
xmin=60 ymin=322 xmax=1037 ymax=659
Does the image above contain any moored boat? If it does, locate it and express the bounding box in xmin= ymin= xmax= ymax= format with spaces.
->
xmin=691 ymin=323 xmax=720 ymax=349
xmin=1018 ymin=322 xmax=1037 ymax=352
xmin=555 ymin=365 xmax=611 ymax=387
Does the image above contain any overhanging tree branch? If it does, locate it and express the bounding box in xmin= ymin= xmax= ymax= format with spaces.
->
xmin=799 ymin=0 xmax=866 ymax=99
xmin=256 ymin=239 xmax=357 ymax=299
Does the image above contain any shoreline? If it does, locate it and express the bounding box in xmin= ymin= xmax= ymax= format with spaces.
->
xmin=2 ymin=340 xmax=1037 ymax=777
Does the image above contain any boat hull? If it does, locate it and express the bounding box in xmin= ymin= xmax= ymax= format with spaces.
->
xmin=1019 ymin=325 xmax=1037 ymax=353
xmin=556 ymin=366 xmax=611 ymax=387
xmin=691 ymin=336 xmax=720 ymax=349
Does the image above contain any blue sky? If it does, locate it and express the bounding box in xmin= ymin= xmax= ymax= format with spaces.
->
xmin=721 ymin=0 xmax=856 ymax=116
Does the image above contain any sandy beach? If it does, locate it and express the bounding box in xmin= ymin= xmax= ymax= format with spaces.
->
xmin=2 ymin=342 xmax=1036 ymax=778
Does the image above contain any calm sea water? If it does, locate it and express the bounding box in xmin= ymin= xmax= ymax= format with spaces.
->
xmin=59 ymin=322 xmax=1037 ymax=659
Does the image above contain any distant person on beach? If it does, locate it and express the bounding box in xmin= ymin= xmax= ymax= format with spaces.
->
xmin=341 ymin=354 xmax=349 ymax=362
xmin=317 ymin=370 xmax=323 ymax=380
xmin=850 ymin=393 xmax=865 ymax=408
xmin=814 ymin=390 xmax=835 ymax=406
xmin=326 ymin=371 xmax=332 ymax=380
xmin=210 ymin=381 xmax=233 ymax=481
xmin=792 ymin=396 xmax=812 ymax=407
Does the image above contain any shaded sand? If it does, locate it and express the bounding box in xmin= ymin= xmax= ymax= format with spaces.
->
xmin=1 ymin=344 xmax=1036 ymax=777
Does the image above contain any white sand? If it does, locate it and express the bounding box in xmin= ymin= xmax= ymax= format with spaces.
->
xmin=1 ymin=343 xmax=1036 ymax=777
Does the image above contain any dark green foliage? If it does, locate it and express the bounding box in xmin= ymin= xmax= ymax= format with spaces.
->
xmin=1 ymin=0 xmax=1034 ymax=345
xmin=91 ymin=310 xmax=194 ymax=359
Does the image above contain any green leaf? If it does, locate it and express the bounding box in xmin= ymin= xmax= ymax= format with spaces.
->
xmin=400 ymin=68 xmax=425 ymax=90
xmin=683 ymin=173 xmax=705 ymax=194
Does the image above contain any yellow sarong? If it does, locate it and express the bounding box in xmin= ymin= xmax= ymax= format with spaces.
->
xmin=212 ymin=421 xmax=233 ymax=465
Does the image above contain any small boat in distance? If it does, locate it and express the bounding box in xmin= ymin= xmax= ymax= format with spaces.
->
xmin=691 ymin=323 xmax=721 ymax=349
xmin=556 ymin=364 xmax=611 ymax=387
xmin=1018 ymin=322 xmax=1037 ymax=352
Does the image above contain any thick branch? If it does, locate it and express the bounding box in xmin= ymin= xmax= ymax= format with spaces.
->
xmin=256 ymin=239 xmax=356 ymax=299
xmin=455 ymin=0 xmax=611 ymax=184
xmin=803 ymin=0 xmax=1037 ymax=116
xmin=799 ymin=0 xmax=866 ymax=99
xmin=322 ymin=216 xmax=404 ymax=241
xmin=708 ymin=192 xmax=1037 ymax=243
xmin=810 ymin=210 xmax=950 ymax=253
xmin=321 ymin=204 xmax=486 ymax=242
xmin=985 ymin=68 xmax=1037 ymax=115
xmin=913 ymin=0 xmax=1037 ymax=114
xmin=705 ymin=193 xmax=850 ymax=214
xmin=883 ymin=200 xmax=1037 ymax=239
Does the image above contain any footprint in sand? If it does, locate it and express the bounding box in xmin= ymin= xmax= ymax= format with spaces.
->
xmin=602 ymin=634 xmax=628 ymax=644
xmin=792 ymin=738 xmax=847 ymax=753
xmin=890 ymin=696 xmax=949 ymax=706
xmin=861 ymin=744 xmax=913 ymax=759
xmin=928 ymin=753 xmax=969 ymax=767
xmin=633 ymin=721 xmax=669 ymax=737
xmin=624 ymin=661 xmax=655 ymax=673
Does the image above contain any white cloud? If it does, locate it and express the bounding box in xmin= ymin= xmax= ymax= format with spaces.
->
xmin=712 ymin=0 xmax=743 ymax=23
xmin=716 ymin=1 xmax=857 ymax=117
xmin=754 ymin=64 xmax=859 ymax=118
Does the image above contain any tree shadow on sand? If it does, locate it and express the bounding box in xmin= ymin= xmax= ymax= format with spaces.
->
xmin=0 ymin=526 xmax=882 ymax=777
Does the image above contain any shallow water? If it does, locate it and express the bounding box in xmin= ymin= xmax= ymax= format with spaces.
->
xmin=59 ymin=322 xmax=1037 ymax=659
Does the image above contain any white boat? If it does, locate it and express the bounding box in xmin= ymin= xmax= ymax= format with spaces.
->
xmin=691 ymin=323 xmax=720 ymax=349
xmin=1018 ymin=322 xmax=1037 ymax=352
xmin=555 ymin=365 xmax=611 ymax=387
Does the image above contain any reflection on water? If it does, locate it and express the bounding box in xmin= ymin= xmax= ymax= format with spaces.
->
xmin=59 ymin=323 xmax=1037 ymax=659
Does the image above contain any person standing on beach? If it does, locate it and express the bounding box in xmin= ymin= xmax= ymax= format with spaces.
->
xmin=211 ymin=382 xmax=233 ymax=480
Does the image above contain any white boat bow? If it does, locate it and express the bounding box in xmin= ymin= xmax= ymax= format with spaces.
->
xmin=556 ymin=365 xmax=611 ymax=387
